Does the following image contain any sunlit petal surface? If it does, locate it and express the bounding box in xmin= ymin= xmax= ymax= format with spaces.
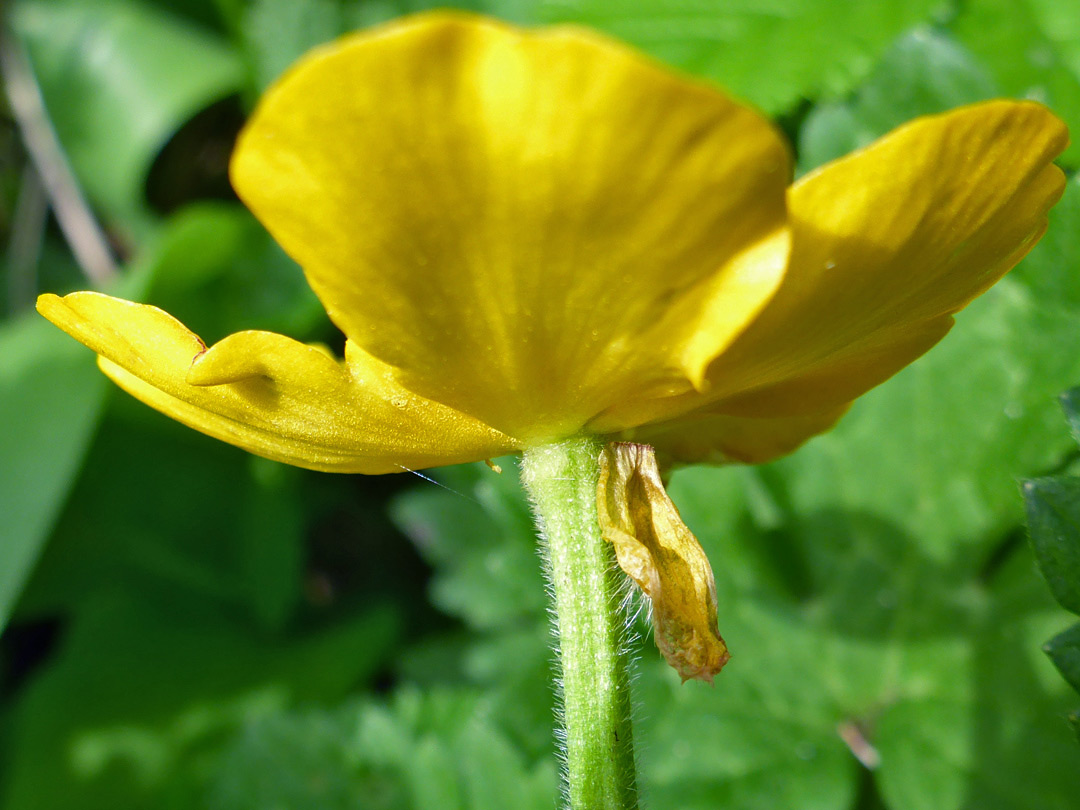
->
xmin=702 ymin=100 xmax=1067 ymax=418
xmin=231 ymin=12 xmax=792 ymax=443
xmin=594 ymin=100 xmax=1068 ymax=452
xmin=38 ymin=15 xmax=1070 ymax=472
xmin=37 ymin=292 xmax=516 ymax=472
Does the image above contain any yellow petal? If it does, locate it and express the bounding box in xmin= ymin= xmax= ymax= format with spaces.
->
xmin=36 ymin=292 xmax=516 ymax=473
xmin=597 ymin=442 xmax=729 ymax=682
xmin=590 ymin=317 xmax=949 ymax=436
xmin=700 ymin=100 xmax=1068 ymax=418
xmin=627 ymin=403 xmax=850 ymax=467
xmin=594 ymin=100 xmax=1067 ymax=435
xmin=231 ymin=11 xmax=791 ymax=444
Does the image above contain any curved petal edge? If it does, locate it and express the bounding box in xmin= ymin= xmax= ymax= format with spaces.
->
xmin=37 ymin=292 xmax=516 ymax=473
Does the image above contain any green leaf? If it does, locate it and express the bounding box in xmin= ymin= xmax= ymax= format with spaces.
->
xmin=15 ymin=405 xmax=295 ymax=626
xmin=1 ymin=588 xmax=399 ymax=810
xmin=1011 ymin=174 xmax=1080 ymax=312
xmin=390 ymin=459 xmax=545 ymax=631
xmin=394 ymin=448 xmax=1080 ymax=810
xmin=391 ymin=462 xmax=557 ymax=760
xmin=799 ymin=28 xmax=998 ymax=172
xmin=388 ymin=238 xmax=1080 ymax=807
xmin=235 ymin=460 xmax=306 ymax=632
xmin=243 ymin=0 xmax=345 ymax=90
xmin=210 ymin=706 xmax=410 ymax=810
xmin=667 ymin=469 xmax=969 ymax=810
xmin=362 ymin=688 xmax=556 ymax=810
xmin=674 ymin=468 xmax=1080 ymax=809
xmin=534 ymin=0 xmax=946 ymax=113
xmin=950 ymin=0 xmax=1080 ymax=166
xmin=11 ymin=207 xmax=319 ymax=628
xmin=635 ymin=602 xmax=860 ymax=810
xmin=0 ymin=310 xmax=107 ymax=635
xmin=1023 ymin=477 xmax=1080 ymax=615
xmin=139 ymin=202 xmax=326 ymax=343
xmin=723 ymin=183 xmax=1080 ymax=796
xmin=207 ymin=689 xmax=557 ymax=810
xmin=768 ymin=179 xmax=1080 ymax=567
xmin=775 ymin=276 xmax=1080 ymax=563
xmin=1060 ymin=387 xmax=1080 ymax=445
xmin=1022 ymin=387 xmax=1080 ymax=732
xmin=0 ymin=262 xmax=151 ymax=636
xmin=873 ymin=552 xmax=1080 ymax=809
xmin=12 ymin=0 xmax=243 ymax=227
xmin=339 ymin=0 xmax=535 ymax=31
xmin=874 ymin=699 xmax=971 ymax=810
xmin=7 ymin=201 xmax=321 ymax=632
xmin=243 ymin=0 xmax=518 ymax=92
xmin=1045 ymin=623 xmax=1080 ymax=693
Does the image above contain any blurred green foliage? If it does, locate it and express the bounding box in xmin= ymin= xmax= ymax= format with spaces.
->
xmin=2 ymin=0 xmax=1079 ymax=808
xmin=1024 ymin=388 xmax=1080 ymax=741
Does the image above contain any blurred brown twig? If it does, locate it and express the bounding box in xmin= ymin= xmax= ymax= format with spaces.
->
xmin=1 ymin=23 xmax=116 ymax=289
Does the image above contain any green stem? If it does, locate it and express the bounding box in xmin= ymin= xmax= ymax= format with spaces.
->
xmin=520 ymin=436 xmax=638 ymax=810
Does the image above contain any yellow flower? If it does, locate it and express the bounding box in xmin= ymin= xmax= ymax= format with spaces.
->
xmin=36 ymin=12 xmax=1067 ymax=681
xmin=37 ymin=13 xmax=1067 ymax=475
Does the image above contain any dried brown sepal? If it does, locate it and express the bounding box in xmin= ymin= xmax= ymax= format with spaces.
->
xmin=597 ymin=442 xmax=730 ymax=683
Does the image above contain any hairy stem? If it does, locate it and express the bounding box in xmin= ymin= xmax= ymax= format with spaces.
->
xmin=521 ymin=436 xmax=638 ymax=810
